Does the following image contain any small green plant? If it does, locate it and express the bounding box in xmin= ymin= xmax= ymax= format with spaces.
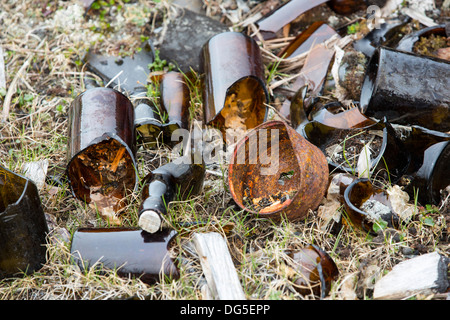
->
xmin=148 ymin=49 xmax=173 ymax=72
xmin=347 ymin=22 xmax=361 ymax=35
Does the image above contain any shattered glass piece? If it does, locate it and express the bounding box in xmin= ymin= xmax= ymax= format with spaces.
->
xmin=0 ymin=165 xmax=49 ymax=279
xmin=343 ymin=178 xmax=399 ymax=233
xmin=278 ymin=22 xmax=339 ymax=59
xmin=255 ymin=0 xmax=329 ymax=40
xmin=286 ymin=244 xmax=339 ymax=298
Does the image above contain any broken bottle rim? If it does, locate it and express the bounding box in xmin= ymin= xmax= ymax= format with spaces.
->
xmin=228 ymin=120 xmax=329 ymax=221
xmin=343 ymin=178 xmax=399 ymax=234
xmin=66 ymin=87 xmax=138 ymax=213
xmin=359 ymin=46 xmax=450 ymax=132
xmin=0 ymin=165 xmax=49 ymax=279
xmin=201 ymin=31 xmax=269 ymax=140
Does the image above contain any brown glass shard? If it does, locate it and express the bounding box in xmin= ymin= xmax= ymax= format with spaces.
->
xmin=201 ymin=32 xmax=268 ymax=141
xmin=278 ymin=22 xmax=339 ymax=59
xmin=67 ymin=87 xmax=138 ymax=224
xmin=255 ymin=0 xmax=329 ymax=40
xmin=0 ymin=165 xmax=49 ymax=279
xmin=85 ymin=41 xmax=154 ymax=95
xmin=228 ymin=120 xmax=328 ymax=222
xmin=70 ymin=227 xmax=179 ymax=285
xmin=359 ymin=46 xmax=450 ymax=132
xmin=280 ymin=43 xmax=336 ymax=119
xmin=286 ymin=244 xmax=339 ymax=298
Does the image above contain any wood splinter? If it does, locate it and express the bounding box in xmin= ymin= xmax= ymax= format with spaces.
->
xmin=192 ymin=232 xmax=246 ymax=300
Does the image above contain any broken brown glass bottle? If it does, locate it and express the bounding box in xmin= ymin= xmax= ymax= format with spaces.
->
xmin=298 ymin=102 xmax=410 ymax=183
xmin=201 ymin=32 xmax=268 ymax=142
xmin=138 ymin=152 xmax=205 ymax=234
xmin=67 ymin=83 xmax=138 ymax=225
xmin=135 ymin=72 xmax=190 ymax=145
xmin=359 ymin=46 xmax=450 ymax=132
xmin=286 ymin=244 xmax=339 ymax=298
xmin=0 ymin=165 xmax=49 ymax=279
xmin=396 ymin=24 xmax=449 ymax=60
xmin=228 ymin=120 xmax=329 ymax=222
xmin=353 ymin=18 xmax=414 ymax=57
xmin=70 ymin=227 xmax=179 ymax=285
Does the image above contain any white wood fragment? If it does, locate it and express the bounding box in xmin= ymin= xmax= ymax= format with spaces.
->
xmin=373 ymin=252 xmax=449 ymax=300
xmin=22 ymin=159 xmax=49 ymax=190
xmin=192 ymin=232 xmax=246 ymax=300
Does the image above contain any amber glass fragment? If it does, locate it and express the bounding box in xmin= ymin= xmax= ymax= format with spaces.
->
xmin=0 ymin=165 xmax=49 ymax=279
xmin=70 ymin=227 xmax=179 ymax=285
xmin=280 ymin=44 xmax=335 ymax=119
xmin=67 ymin=87 xmax=138 ymax=224
xmin=308 ymin=102 xmax=376 ymax=129
xmin=228 ymin=120 xmax=328 ymax=221
xmin=255 ymin=0 xmax=328 ymax=40
xmin=359 ymin=47 xmax=450 ymax=132
xmin=343 ymin=178 xmax=399 ymax=233
xmin=138 ymin=153 xmax=205 ymax=233
xmin=201 ymin=32 xmax=268 ymax=140
xmin=286 ymin=245 xmax=339 ymax=298
xmin=278 ymin=22 xmax=339 ymax=59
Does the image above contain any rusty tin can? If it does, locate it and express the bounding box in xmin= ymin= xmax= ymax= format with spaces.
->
xmin=228 ymin=120 xmax=329 ymax=221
